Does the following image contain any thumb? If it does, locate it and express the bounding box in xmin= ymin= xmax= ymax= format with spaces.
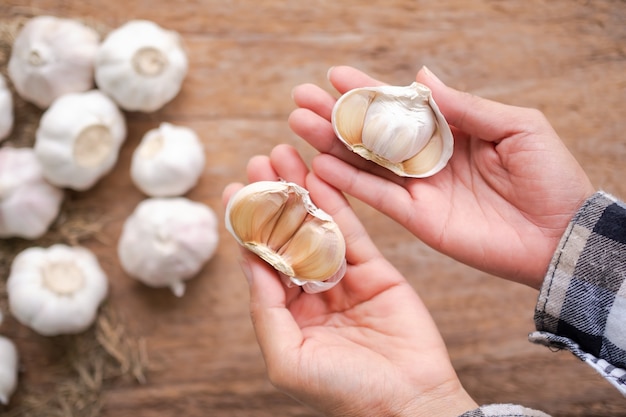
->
xmin=416 ymin=66 xmax=542 ymax=142
xmin=239 ymin=253 xmax=304 ymax=363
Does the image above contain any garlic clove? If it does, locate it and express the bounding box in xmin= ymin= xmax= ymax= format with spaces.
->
xmin=7 ymin=244 xmax=108 ymax=336
xmin=0 ymin=335 xmax=18 ymax=405
xmin=95 ymin=20 xmax=188 ymax=112
xmin=0 ymin=147 xmax=64 ymax=239
xmin=225 ymin=181 xmax=347 ymax=289
xmin=117 ymin=197 xmax=219 ymax=296
xmin=7 ymin=15 xmax=100 ymax=109
xmin=34 ymin=90 xmax=127 ymax=191
xmin=130 ymin=122 xmax=206 ymax=197
xmin=331 ymin=82 xmax=454 ymax=178
xmin=0 ymin=74 xmax=13 ymax=142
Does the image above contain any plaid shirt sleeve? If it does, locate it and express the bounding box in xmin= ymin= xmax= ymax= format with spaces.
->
xmin=457 ymin=192 xmax=626 ymax=417
xmin=458 ymin=404 xmax=551 ymax=417
xmin=529 ymin=191 xmax=626 ymax=396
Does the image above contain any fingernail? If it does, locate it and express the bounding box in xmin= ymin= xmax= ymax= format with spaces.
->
xmin=326 ymin=66 xmax=335 ymax=80
xmin=422 ymin=65 xmax=443 ymax=84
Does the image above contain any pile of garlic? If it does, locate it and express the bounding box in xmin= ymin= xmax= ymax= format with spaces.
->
xmin=8 ymin=16 xmax=187 ymax=113
xmin=5 ymin=15 xmax=193 ymax=194
xmin=0 ymin=14 xmax=218 ymax=405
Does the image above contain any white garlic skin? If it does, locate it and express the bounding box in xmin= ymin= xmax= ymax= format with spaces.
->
xmin=117 ymin=197 xmax=219 ymax=297
xmin=7 ymin=244 xmax=109 ymax=336
xmin=0 ymin=73 xmax=13 ymax=142
xmin=0 ymin=335 xmax=18 ymax=405
xmin=331 ymin=82 xmax=454 ymax=178
xmin=34 ymin=90 xmax=127 ymax=191
xmin=131 ymin=122 xmax=205 ymax=197
xmin=7 ymin=15 xmax=100 ymax=109
xmin=0 ymin=147 xmax=64 ymax=239
xmin=95 ymin=20 xmax=188 ymax=112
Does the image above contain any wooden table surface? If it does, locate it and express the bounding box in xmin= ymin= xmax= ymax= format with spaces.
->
xmin=1 ymin=1 xmax=625 ymax=416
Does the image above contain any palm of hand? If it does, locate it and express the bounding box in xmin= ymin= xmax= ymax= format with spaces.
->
xmin=394 ymin=123 xmax=592 ymax=286
xmin=291 ymin=66 xmax=595 ymax=287
xmin=228 ymin=145 xmax=467 ymax=416
xmin=252 ymin=249 xmax=456 ymax=417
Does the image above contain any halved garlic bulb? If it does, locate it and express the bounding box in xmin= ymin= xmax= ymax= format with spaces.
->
xmin=225 ymin=181 xmax=346 ymax=293
xmin=331 ymin=82 xmax=453 ymax=178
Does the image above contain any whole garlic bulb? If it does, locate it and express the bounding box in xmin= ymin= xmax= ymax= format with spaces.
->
xmin=7 ymin=244 xmax=108 ymax=336
xmin=131 ymin=123 xmax=205 ymax=197
xmin=0 ymin=335 xmax=18 ymax=405
xmin=0 ymin=147 xmax=64 ymax=239
xmin=225 ymin=181 xmax=347 ymax=294
xmin=0 ymin=73 xmax=13 ymax=142
xmin=332 ymin=82 xmax=454 ymax=178
xmin=35 ymin=90 xmax=127 ymax=191
xmin=7 ymin=15 xmax=100 ymax=108
xmin=95 ymin=20 xmax=188 ymax=112
xmin=117 ymin=197 xmax=219 ymax=297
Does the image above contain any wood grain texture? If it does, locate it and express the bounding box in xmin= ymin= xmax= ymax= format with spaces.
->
xmin=1 ymin=1 xmax=625 ymax=416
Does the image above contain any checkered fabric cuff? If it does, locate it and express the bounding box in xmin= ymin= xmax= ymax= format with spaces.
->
xmin=531 ymin=191 xmax=626 ymax=396
xmin=459 ymin=404 xmax=551 ymax=417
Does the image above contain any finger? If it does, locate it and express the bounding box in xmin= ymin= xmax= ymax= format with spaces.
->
xmin=222 ymin=182 xmax=244 ymax=208
xmin=288 ymin=108 xmax=393 ymax=174
xmin=247 ymin=155 xmax=279 ymax=183
xmin=416 ymin=66 xmax=548 ymax=142
xmin=305 ymin=171 xmax=410 ymax=306
xmin=239 ymin=251 xmax=304 ymax=366
xmin=311 ymin=153 xmax=416 ymax=229
xmin=288 ymin=107 xmax=345 ymax=155
xmin=304 ymin=170 xmax=381 ymax=267
xmin=291 ymin=83 xmax=336 ymax=121
xmin=269 ymin=144 xmax=309 ymax=185
xmin=327 ymin=65 xmax=386 ymax=94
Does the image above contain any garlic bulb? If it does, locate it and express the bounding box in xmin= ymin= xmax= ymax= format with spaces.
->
xmin=7 ymin=244 xmax=108 ymax=336
xmin=0 ymin=73 xmax=13 ymax=142
xmin=0 ymin=147 xmax=64 ymax=239
xmin=117 ymin=197 xmax=219 ymax=297
xmin=131 ymin=123 xmax=205 ymax=197
xmin=34 ymin=89 xmax=127 ymax=191
xmin=0 ymin=335 xmax=18 ymax=405
xmin=95 ymin=20 xmax=188 ymax=112
xmin=7 ymin=15 xmax=100 ymax=108
xmin=225 ymin=181 xmax=347 ymax=293
xmin=331 ymin=82 xmax=454 ymax=178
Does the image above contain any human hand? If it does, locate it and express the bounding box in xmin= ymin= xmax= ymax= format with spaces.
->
xmin=289 ymin=66 xmax=596 ymax=289
xmin=223 ymin=144 xmax=478 ymax=417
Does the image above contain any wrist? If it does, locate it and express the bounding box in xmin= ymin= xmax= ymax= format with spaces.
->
xmin=397 ymin=380 xmax=478 ymax=417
